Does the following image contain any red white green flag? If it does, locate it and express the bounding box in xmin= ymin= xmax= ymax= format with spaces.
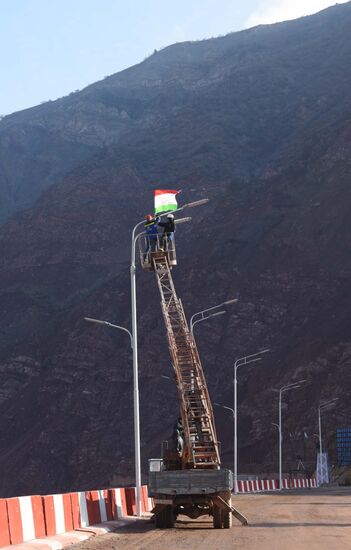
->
xmin=154 ymin=189 xmax=180 ymax=214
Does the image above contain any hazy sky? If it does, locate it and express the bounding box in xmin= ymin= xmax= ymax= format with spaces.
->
xmin=0 ymin=0 xmax=348 ymax=115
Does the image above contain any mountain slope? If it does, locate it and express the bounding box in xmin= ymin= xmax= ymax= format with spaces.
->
xmin=1 ymin=2 xmax=351 ymax=221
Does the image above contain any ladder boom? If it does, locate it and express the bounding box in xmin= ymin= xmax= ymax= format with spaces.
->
xmin=152 ymin=250 xmax=220 ymax=469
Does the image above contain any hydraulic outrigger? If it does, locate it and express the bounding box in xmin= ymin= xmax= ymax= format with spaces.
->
xmin=140 ymin=226 xmax=248 ymax=529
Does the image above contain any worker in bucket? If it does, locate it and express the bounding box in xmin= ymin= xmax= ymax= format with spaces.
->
xmin=158 ymin=213 xmax=175 ymax=250
xmin=144 ymin=214 xmax=160 ymax=257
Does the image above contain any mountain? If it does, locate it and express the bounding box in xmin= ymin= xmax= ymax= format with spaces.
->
xmin=1 ymin=2 xmax=351 ymax=223
xmin=0 ymin=3 xmax=350 ymax=496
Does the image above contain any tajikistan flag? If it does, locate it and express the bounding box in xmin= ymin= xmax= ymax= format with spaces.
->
xmin=154 ymin=189 xmax=180 ymax=214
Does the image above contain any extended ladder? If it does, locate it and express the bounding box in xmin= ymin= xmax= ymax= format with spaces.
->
xmin=151 ymin=250 xmax=220 ymax=469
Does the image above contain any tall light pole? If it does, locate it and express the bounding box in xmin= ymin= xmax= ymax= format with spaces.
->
xmin=233 ymin=349 xmax=270 ymax=494
xmin=271 ymin=423 xmax=280 ymax=480
xmin=273 ymin=380 xmax=307 ymax=490
xmin=318 ymin=398 xmax=338 ymax=486
xmin=214 ymin=402 xmax=235 ymax=489
xmin=190 ymin=299 xmax=238 ymax=333
xmin=130 ymin=197 xmax=209 ymax=515
xmin=84 ymin=317 xmax=138 ymax=505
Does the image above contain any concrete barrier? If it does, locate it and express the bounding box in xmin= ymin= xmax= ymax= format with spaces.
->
xmin=125 ymin=487 xmax=137 ymax=517
xmin=141 ymin=485 xmax=154 ymax=513
xmin=236 ymin=478 xmax=317 ymax=493
xmin=0 ymin=485 xmax=154 ymax=548
xmin=6 ymin=495 xmax=46 ymax=545
xmin=0 ymin=500 xmax=10 ymax=547
xmin=75 ymin=490 xmax=113 ymax=527
xmin=109 ymin=488 xmax=128 ymax=519
xmin=42 ymin=493 xmax=74 ymax=535
xmin=85 ymin=490 xmax=113 ymax=525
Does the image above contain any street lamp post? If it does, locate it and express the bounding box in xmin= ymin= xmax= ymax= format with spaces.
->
xmin=190 ymin=299 xmax=238 ymax=333
xmin=318 ymin=398 xmax=338 ymax=486
xmin=273 ymin=380 xmax=307 ymax=491
xmin=318 ymin=406 xmax=322 ymax=484
xmin=214 ymin=402 xmax=235 ymax=489
xmin=130 ymin=198 xmax=209 ymax=515
xmin=233 ymin=350 xmax=270 ymax=494
xmin=84 ymin=316 xmax=139 ymax=503
xmin=272 ymin=422 xmax=280 ymax=470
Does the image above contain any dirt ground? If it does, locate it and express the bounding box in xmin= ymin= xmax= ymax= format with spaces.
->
xmin=73 ymin=487 xmax=351 ymax=550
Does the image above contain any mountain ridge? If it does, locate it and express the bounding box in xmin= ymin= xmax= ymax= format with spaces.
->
xmin=1 ymin=2 xmax=351 ymax=221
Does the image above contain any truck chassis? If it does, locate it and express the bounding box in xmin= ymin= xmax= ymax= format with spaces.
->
xmin=149 ymin=468 xmax=247 ymax=529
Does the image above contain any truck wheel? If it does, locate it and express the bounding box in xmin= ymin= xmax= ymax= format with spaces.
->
xmin=155 ymin=509 xmax=165 ymax=528
xmin=165 ymin=505 xmax=175 ymax=528
xmin=213 ymin=505 xmax=222 ymax=529
xmin=222 ymin=509 xmax=233 ymax=529
xmin=221 ymin=492 xmax=233 ymax=529
xmin=155 ymin=506 xmax=174 ymax=528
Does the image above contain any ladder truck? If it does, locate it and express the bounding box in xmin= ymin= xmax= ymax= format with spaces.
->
xmin=139 ymin=228 xmax=247 ymax=529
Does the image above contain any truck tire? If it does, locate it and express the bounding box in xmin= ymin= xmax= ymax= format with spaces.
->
xmin=213 ymin=505 xmax=222 ymax=529
xmin=222 ymin=493 xmax=233 ymax=529
xmin=166 ymin=505 xmax=175 ymax=528
xmin=222 ymin=509 xmax=233 ymax=529
xmin=155 ymin=509 xmax=165 ymax=528
xmin=155 ymin=505 xmax=174 ymax=528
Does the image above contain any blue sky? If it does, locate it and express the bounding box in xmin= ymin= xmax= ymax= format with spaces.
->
xmin=0 ymin=0 xmax=348 ymax=115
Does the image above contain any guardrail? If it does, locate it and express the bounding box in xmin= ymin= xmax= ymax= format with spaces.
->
xmin=0 ymin=485 xmax=153 ymax=548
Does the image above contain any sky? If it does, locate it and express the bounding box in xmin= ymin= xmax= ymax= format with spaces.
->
xmin=0 ymin=0 xmax=348 ymax=116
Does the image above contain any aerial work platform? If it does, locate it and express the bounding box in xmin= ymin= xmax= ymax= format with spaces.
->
xmin=139 ymin=233 xmax=177 ymax=271
xmin=141 ymin=208 xmax=248 ymax=528
xmin=142 ymin=220 xmax=247 ymax=529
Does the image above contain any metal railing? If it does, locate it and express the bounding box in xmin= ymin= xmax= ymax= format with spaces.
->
xmin=139 ymin=233 xmax=177 ymax=270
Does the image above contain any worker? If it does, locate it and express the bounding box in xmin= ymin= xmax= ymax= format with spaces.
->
xmin=144 ymin=214 xmax=160 ymax=257
xmin=158 ymin=213 xmax=175 ymax=250
xmin=172 ymin=417 xmax=184 ymax=455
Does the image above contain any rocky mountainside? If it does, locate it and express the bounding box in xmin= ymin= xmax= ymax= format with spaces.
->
xmin=0 ymin=3 xmax=350 ymax=496
xmin=1 ymin=2 xmax=351 ymax=222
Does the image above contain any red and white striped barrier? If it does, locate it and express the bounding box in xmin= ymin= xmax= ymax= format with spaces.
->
xmin=6 ymin=495 xmax=46 ymax=545
xmin=141 ymin=485 xmax=154 ymax=513
xmin=83 ymin=490 xmax=113 ymax=526
xmin=42 ymin=493 xmax=75 ymax=536
xmin=0 ymin=486 xmax=153 ymax=548
xmin=236 ymin=478 xmax=317 ymax=493
xmin=124 ymin=487 xmax=137 ymax=517
xmin=109 ymin=486 xmax=153 ymax=520
xmin=290 ymin=478 xmax=317 ymax=489
xmin=109 ymin=488 xmax=128 ymax=519
xmin=0 ymin=500 xmax=10 ymax=547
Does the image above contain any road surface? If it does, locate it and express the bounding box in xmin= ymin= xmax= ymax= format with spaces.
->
xmin=74 ymin=487 xmax=351 ymax=549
